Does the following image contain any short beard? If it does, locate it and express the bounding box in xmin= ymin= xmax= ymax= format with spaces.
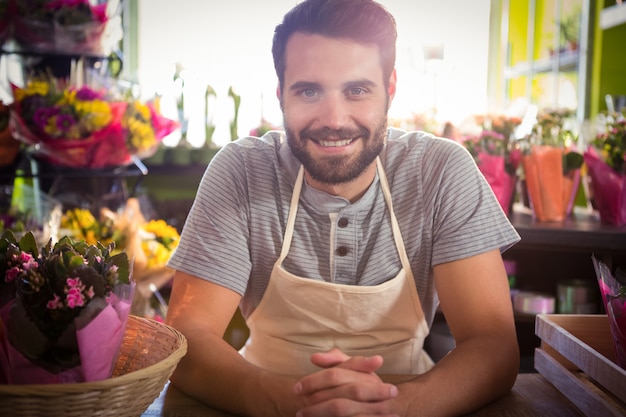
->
xmin=286 ymin=117 xmax=388 ymax=185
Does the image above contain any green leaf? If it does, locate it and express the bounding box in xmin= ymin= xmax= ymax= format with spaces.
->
xmin=563 ymin=151 xmax=583 ymax=174
xmin=110 ymin=252 xmax=130 ymax=284
xmin=18 ymin=232 xmax=39 ymax=258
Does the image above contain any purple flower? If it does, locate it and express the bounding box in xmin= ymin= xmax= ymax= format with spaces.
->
xmin=33 ymin=107 xmax=58 ymax=130
xmin=75 ymin=86 xmax=101 ymax=101
xmin=56 ymin=113 xmax=77 ymax=132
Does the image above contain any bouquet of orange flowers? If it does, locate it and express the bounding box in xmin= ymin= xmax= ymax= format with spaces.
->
xmin=12 ymin=0 xmax=122 ymax=55
xmin=9 ymin=78 xmax=177 ymax=168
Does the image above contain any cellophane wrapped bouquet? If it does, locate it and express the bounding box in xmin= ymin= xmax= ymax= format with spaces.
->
xmin=9 ymin=76 xmax=178 ymax=168
xmin=60 ymin=198 xmax=179 ymax=319
xmin=592 ymin=255 xmax=626 ymax=369
xmin=0 ymin=230 xmax=134 ymax=384
xmin=584 ymin=112 xmax=626 ymax=225
xmin=12 ymin=0 xmax=123 ymax=55
xmin=520 ymin=108 xmax=583 ymax=222
xmin=462 ymin=114 xmax=522 ymax=216
xmin=0 ymin=183 xmax=62 ymax=246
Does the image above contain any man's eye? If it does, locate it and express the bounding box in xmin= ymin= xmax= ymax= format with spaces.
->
xmin=349 ymin=87 xmax=365 ymax=96
xmin=301 ymin=89 xmax=317 ymax=98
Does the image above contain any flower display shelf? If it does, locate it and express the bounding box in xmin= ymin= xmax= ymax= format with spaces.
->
xmin=4 ymin=152 xmax=148 ymax=213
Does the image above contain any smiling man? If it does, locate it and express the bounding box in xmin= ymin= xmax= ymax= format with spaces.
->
xmin=166 ymin=1 xmax=521 ymax=416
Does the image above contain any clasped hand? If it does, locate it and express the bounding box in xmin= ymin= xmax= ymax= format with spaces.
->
xmin=293 ymin=348 xmax=400 ymax=417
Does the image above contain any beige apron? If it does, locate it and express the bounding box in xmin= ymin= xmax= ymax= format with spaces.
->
xmin=241 ymin=158 xmax=434 ymax=375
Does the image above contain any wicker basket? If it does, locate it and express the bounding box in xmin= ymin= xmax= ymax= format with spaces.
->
xmin=0 ymin=315 xmax=187 ymax=417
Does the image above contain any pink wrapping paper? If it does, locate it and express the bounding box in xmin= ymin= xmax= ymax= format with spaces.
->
xmin=9 ymin=101 xmax=130 ymax=169
xmin=9 ymin=99 xmax=177 ymax=168
xmin=476 ymin=151 xmax=516 ymax=215
xmin=593 ymin=256 xmax=626 ymax=369
xmin=0 ymin=285 xmax=133 ymax=384
xmin=584 ymin=148 xmax=626 ymax=226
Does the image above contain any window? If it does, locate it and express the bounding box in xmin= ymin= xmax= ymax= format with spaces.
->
xmin=130 ymin=0 xmax=492 ymax=146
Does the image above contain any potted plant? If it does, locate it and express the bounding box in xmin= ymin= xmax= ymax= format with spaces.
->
xmin=520 ymin=108 xmax=583 ymax=222
xmin=0 ymin=230 xmax=133 ymax=384
xmin=461 ymin=114 xmax=522 ymax=216
xmin=584 ymin=112 xmax=626 ymax=225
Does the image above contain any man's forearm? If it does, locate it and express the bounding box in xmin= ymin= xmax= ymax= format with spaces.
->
xmin=170 ymin=333 xmax=301 ymax=417
xmin=390 ymin=334 xmax=519 ymax=417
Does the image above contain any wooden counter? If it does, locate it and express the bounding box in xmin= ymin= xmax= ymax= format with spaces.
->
xmin=141 ymin=373 xmax=584 ymax=416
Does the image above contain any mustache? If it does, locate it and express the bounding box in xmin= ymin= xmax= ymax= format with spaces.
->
xmin=301 ymin=126 xmax=370 ymax=141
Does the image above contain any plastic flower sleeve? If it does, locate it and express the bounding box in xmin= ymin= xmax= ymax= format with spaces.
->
xmin=584 ymin=148 xmax=626 ymax=226
xmin=522 ymin=145 xmax=580 ymax=222
xmin=0 ymin=231 xmax=134 ymax=384
xmin=592 ymin=255 xmax=626 ymax=369
xmin=475 ymin=151 xmax=516 ymax=216
xmin=74 ymin=280 xmax=134 ymax=381
xmin=0 ymin=280 xmax=134 ymax=384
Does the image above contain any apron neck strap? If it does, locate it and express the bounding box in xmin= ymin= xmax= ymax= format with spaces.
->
xmin=278 ymin=158 xmax=412 ymax=272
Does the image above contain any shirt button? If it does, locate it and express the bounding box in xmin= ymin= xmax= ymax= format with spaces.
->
xmin=338 ymin=218 xmax=349 ymax=228
xmin=336 ymin=246 xmax=349 ymax=256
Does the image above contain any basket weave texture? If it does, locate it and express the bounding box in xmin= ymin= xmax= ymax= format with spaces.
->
xmin=0 ymin=315 xmax=187 ymax=416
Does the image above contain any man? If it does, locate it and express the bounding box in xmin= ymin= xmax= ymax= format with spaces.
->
xmin=166 ymin=0 xmax=521 ymax=416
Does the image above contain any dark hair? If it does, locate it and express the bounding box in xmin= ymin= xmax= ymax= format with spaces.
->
xmin=272 ymin=0 xmax=397 ymax=92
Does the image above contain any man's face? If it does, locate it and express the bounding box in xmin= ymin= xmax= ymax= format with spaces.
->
xmin=280 ymin=33 xmax=396 ymax=186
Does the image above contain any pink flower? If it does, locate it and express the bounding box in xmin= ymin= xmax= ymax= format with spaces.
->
xmin=66 ymin=287 xmax=85 ymax=308
xmin=85 ymin=286 xmax=95 ymax=300
xmin=5 ymin=267 xmax=20 ymax=283
xmin=19 ymin=252 xmax=38 ymax=270
xmin=47 ymin=294 xmax=63 ymax=310
xmin=66 ymin=277 xmax=82 ymax=288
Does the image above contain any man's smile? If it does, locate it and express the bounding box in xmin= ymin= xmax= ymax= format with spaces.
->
xmin=318 ymin=138 xmax=355 ymax=147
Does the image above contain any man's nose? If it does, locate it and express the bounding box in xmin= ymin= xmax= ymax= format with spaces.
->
xmin=317 ymin=94 xmax=350 ymax=129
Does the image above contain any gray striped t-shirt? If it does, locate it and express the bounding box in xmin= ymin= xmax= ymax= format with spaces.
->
xmin=167 ymin=128 xmax=520 ymax=326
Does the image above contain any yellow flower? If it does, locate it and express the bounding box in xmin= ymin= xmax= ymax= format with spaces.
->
xmin=14 ymin=81 xmax=49 ymax=102
xmin=77 ymin=99 xmax=113 ymax=130
xmin=140 ymin=219 xmax=180 ymax=268
xmin=60 ymin=208 xmax=116 ymax=246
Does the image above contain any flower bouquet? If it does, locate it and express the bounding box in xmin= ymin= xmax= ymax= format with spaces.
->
xmin=60 ymin=199 xmax=179 ymax=319
xmin=9 ymin=78 xmax=178 ymax=168
xmin=1 ymin=183 xmax=62 ymax=246
xmin=584 ymin=114 xmax=626 ymax=225
xmin=462 ymin=114 xmax=522 ymax=216
xmin=520 ymin=109 xmax=583 ymax=222
xmin=0 ymin=230 xmax=134 ymax=384
xmin=12 ymin=0 xmax=123 ymax=56
xmin=592 ymin=255 xmax=626 ymax=369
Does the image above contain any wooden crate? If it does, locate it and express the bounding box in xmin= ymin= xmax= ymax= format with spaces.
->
xmin=534 ymin=314 xmax=626 ymax=417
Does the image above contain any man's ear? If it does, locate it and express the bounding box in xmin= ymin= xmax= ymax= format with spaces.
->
xmin=388 ymin=69 xmax=397 ymax=101
xmin=276 ymin=84 xmax=284 ymax=111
